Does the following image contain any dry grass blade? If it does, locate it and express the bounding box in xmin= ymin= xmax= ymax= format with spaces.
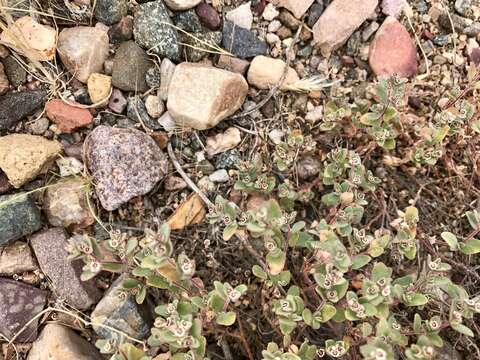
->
xmin=283 ymin=76 xmax=340 ymax=93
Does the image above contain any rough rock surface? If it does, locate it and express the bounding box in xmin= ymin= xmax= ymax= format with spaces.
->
xmin=108 ymin=16 xmax=134 ymax=44
xmin=272 ymin=0 xmax=314 ymax=19
xmin=57 ymin=26 xmax=109 ymax=83
xmin=2 ymin=56 xmax=26 ymax=87
xmin=369 ymin=16 xmax=418 ymax=77
xmin=30 ymin=228 xmax=101 ymax=310
xmin=0 ymin=63 xmax=8 ymax=95
xmin=222 ymin=21 xmax=268 ymax=58
xmin=0 ymin=134 xmax=62 ymax=188
xmin=45 ymin=99 xmax=93 ymax=133
xmin=27 ymin=323 xmax=102 ymax=360
xmin=226 ymin=2 xmax=254 ymax=30
xmin=247 ymin=55 xmax=299 ymax=90
xmin=0 ymin=90 xmax=47 ymax=130
xmin=112 ymin=41 xmax=151 ymax=93
xmin=0 ymin=241 xmax=38 ymax=274
xmin=87 ymin=73 xmax=111 ymax=104
xmin=167 ymin=63 xmax=248 ymax=130
xmin=84 ymin=126 xmax=168 ymax=210
xmin=217 ymin=55 xmax=250 ymax=74
xmin=0 ymin=278 xmax=47 ymax=342
xmin=206 ymin=127 xmax=242 ymax=156
xmin=312 ymin=0 xmax=378 ymax=56
xmin=127 ymin=96 xmax=160 ymax=130
xmin=94 ymin=0 xmax=128 ymax=25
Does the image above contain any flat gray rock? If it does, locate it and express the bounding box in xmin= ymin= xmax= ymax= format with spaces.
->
xmin=0 ymin=90 xmax=47 ymax=130
xmin=112 ymin=40 xmax=152 ymax=93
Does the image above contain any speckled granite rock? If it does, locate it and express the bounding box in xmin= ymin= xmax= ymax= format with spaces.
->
xmin=112 ymin=40 xmax=151 ymax=93
xmin=0 ymin=193 xmax=42 ymax=245
xmin=0 ymin=241 xmax=38 ymax=275
xmin=222 ymin=21 xmax=268 ymax=58
xmin=30 ymin=228 xmax=101 ymax=310
xmin=0 ymin=278 xmax=47 ymax=342
xmin=94 ymin=0 xmax=128 ymax=25
xmin=84 ymin=125 xmax=168 ymax=210
xmin=2 ymin=56 xmax=27 ymax=86
xmin=127 ymin=96 xmax=160 ymax=130
xmin=0 ymin=90 xmax=47 ymax=130
xmin=173 ymin=9 xmax=202 ymax=32
xmin=133 ymin=1 xmax=181 ymax=60
xmin=183 ymin=31 xmax=222 ymax=62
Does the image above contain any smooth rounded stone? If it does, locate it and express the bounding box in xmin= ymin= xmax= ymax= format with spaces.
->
xmin=206 ymin=127 xmax=241 ymax=156
xmin=26 ymin=117 xmax=50 ymax=135
xmin=84 ymin=125 xmax=168 ymax=210
xmin=0 ymin=90 xmax=47 ymax=130
xmin=145 ymin=95 xmax=165 ymax=118
xmin=247 ymin=55 xmax=299 ymax=90
xmin=167 ymin=63 xmax=248 ymax=130
xmin=164 ymin=0 xmax=201 ymax=10
xmin=183 ymin=31 xmax=222 ymax=62
xmin=369 ymin=16 xmax=418 ymax=78
xmin=209 ymin=169 xmax=230 ymax=183
xmin=216 ymin=55 xmax=250 ymax=74
xmin=27 ymin=323 xmax=102 ymax=360
xmin=44 ymin=178 xmax=94 ymax=228
xmin=91 ymin=275 xmax=153 ymax=340
xmin=195 ymin=2 xmax=221 ymax=30
xmin=94 ymin=0 xmax=128 ymax=25
xmin=263 ymin=3 xmax=279 ymax=20
xmin=127 ymin=96 xmax=160 ymax=130
xmin=433 ymin=35 xmax=449 ymax=47
xmin=278 ymin=10 xmax=301 ymax=29
xmin=112 ymin=41 xmax=151 ymax=93
xmin=0 ymin=16 xmax=57 ymax=61
xmin=222 ymin=20 xmax=268 ymax=59
xmin=133 ymin=1 xmax=181 ymax=60
xmin=268 ymin=129 xmax=285 ymax=144
xmin=271 ymin=0 xmax=315 ymax=19
xmin=108 ymin=88 xmax=128 ymax=113
xmin=0 ymin=241 xmax=38 ymax=275
xmin=0 ymin=134 xmax=62 ymax=188
xmin=0 ymin=278 xmax=47 ymax=342
xmin=30 ymin=228 xmax=101 ymax=310
xmin=313 ymin=0 xmax=378 ymax=56
xmin=296 ymin=155 xmax=321 ymax=180
xmin=108 ymin=16 xmax=133 ymax=44
xmin=45 ymin=99 xmax=94 ymax=133
xmin=164 ymin=175 xmax=187 ymax=191
xmin=226 ymin=2 xmax=253 ymax=30
xmin=57 ymin=26 xmax=109 ymax=83
xmin=173 ymin=9 xmax=202 ymax=32
xmin=159 ymin=58 xmax=176 ymax=101
xmin=2 ymin=56 xmax=26 ymax=87
xmin=87 ymin=73 xmax=111 ymax=104
xmin=0 ymin=63 xmax=8 ymax=95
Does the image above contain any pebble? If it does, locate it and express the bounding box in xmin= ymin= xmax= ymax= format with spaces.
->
xmin=206 ymin=127 xmax=242 ymax=156
xmin=27 ymin=117 xmax=50 ymax=135
xmin=108 ymin=88 xmax=128 ymax=113
xmin=216 ymin=55 xmax=250 ymax=74
xmin=278 ymin=10 xmax=301 ymax=29
xmin=268 ymin=19 xmax=282 ymax=32
xmin=272 ymin=0 xmax=315 ymax=19
xmin=167 ymin=63 xmax=248 ymax=130
xmin=158 ymin=111 xmax=177 ymax=131
xmin=159 ymin=58 xmax=176 ymax=101
xmin=112 ymin=40 xmax=152 ymax=93
xmin=198 ymin=175 xmax=215 ymax=193
xmin=362 ymin=21 xmax=379 ymax=41
xmin=184 ymin=31 xmax=222 ymax=62
xmin=87 ymin=73 xmax=111 ymax=104
xmin=145 ymin=67 xmax=160 ymax=89
xmin=369 ymin=16 xmax=418 ymax=78
xmin=108 ymin=16 xmax=133 ymax=44
xmin=133 ymin=0 xmax=181 ymax=60
xmin=56 ymin=156 xmax=84 ymax=177
xmin=57 ymin=26 xmax=109 ymax=83
xmin=44 ymin=178 xmax=94 ymax=228
xmin=296 ymin=155 xmax=321 ymax=180
xmin=470 ymin=48 xmax=480 ymax=66
xmin=145 ymin=95 xmax=165 ymax=118
xmin=248 ymin=55 xmax=299 ymax=90
xmin=266 ymin=33 xmax=280 ymax=45
xmin=196 ymin=2 xmax=222 ymax=30
xmin=226 ymin=2 xmax=254 ymax=30
xmin=263 ymin=3 xmax=279 ymax=20
xmin=381 ymin=0 xmax=405 ymax=18
xmin=0 ymin=63 xmax=8 ymax=95
xmin=27 ymin=324 xmax=102 ymax=360
xmin=209 ymin=169 xmax=230 ymax=183
xmin=0 ymin=90 xmax=47 ymax=130
xmin=45 ymin=99 xmax=94 ymax=133
xmin=164 ymin=175 xmax=187 ymax=191
xmin=305 ymin=106 xmax=323 ymax=122
xmin=31 ymin=228 xmax=101 ymax=309
xmin=0 ymin=134 xmax=62 ymax=188
xmin=0 ymin=241 xmax=38 ymax=275
xmin=455 ymin=0 xmax=472 ymax=17
xmin=268 ymin=129 xmax=285 ymax=144
xmin=94 ymin=0 xmax=128 ymax=25
xmin=433 ymin=35 xmax=449 ymax=46
xmin=0 ymin=16 xmax=56 ymax=61
xmin=164 ymin=0 xmax=201 ymax=10
xmin=313 ymin=0 xmax=378 ymax=56
xmin=222 ymin=20 xmax=268 ymax=59
xmin=174 ymin=9 xmax=203 ymax=32
xmin=215 ymin=150 xmax=240 ymax=169
xmin=91 ymin=275 xmax=153 ymax=340
xmin=127 ymin=96 xmax=160 ymax=130
xmin=85 ymin=125 xmax=168 ymax=210
xmin=0 ymin=279 xmax=47 ymax=341
xmin=307 ymin=3 xmax=324 ymax=27
xmin=2 ymin=55 xmax=26 ymax=87
xmin=413 ymin=0 xmax=428 ymax=13
xmin=0 ymin=172 xmax=12 ymax=193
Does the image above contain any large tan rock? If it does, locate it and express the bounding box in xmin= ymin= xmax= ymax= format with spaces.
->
xmin=0 ymin=134 xmax=62 ymax=188
xmin=27 ymin=323 xmax=102 ymax=360
xmin=247 ymin=55 xmax=299 ymax=90
xmin=313 ymin=0 xmax=378 ymax=56
xmin=167 ymin=63 xmax=248 ymax=130
xmin=57 ymin=26 xmax=109 ymax=83
xmin=271 ymin=0 xmax=314 ymax=19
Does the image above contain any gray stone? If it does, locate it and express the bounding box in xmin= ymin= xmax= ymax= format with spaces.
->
xmin=94 ymin=0 xmax=128 ymax=25
xmin=0 ymin=278 xmax=47 ymax=342
xmin=439 ymin=13 xmax=480 ymax=36
xmin=27 ymin=117 xmax=50 ymax=135
xmin=91 ymin=275 xmax=153 ymax=340
xmin=433 ymin=35 xmax=449 ymax=47
xmin=159 ymin=58 xmax=176 ymax=101
xmin=0 ymin=241 xmax=38 ymax=275
xmin=108 ymin=16 xmax=134 ymax=44
xmin=455 ymin=0 xmax=472 ymax=17
xmin=307 ymin=3 xmax=324 ymax=27
xmin=112 ymin=41 xmax=152 ymax=93
xmin=209 ymin=169 xmax=229 ymax=183
xmin=145 ymin=66 xmax=161 ymax=89
xmin=296 ymin=155 xmax=321 ymax=180
xmin=133 ymin=0 xmax=181 ymax=60
xmin=84 ymin=125 xmax=168 ymax=210
xmin=222 ymin=21 xmax=268 ymax=59
xmin=30 ymin=228 xmax=101 ymax=310
xmin=0 ymin=193 xmax=42 ymax=246
xmin=184 ymin=31 xmax=222 ymax=62
xmin=2 ymin=56 xmax=26 ymax=87
xmin=215 ymin=150 xmax=240 ymax=169
xmin=127 ymin=96 xmax=160 ymax=130
xmin=173 ymin=9 xmax=203 ymax=32
xmin=0 ymin=90 xmax=47 ymax=130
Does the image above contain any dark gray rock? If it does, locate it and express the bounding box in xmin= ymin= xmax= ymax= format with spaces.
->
xmin=84 ymin=125 xmax=168 ymax=210
xmin=0 ymin=193 xmax=42 ymax=246
xmin=2 ymin=56 xmax=26 ymax=87
xmin=145 ymin=66 xmax=161 ymax=88
xmin=184 ymin=31 xmax=222 ymax=62
xmin=94 ymin=0 xmax=128 ymax=25
xmin=307 ymin=3 xmax=324 ymax=28
xmin=133 ymin=1 xmax=181 ymax=60
xmin=112 ymin=40 xmax=151 ymax=92
xmin=222 ymin=21 xmax=268 ymax=59
xmin=91 ymin=275 xmax=153 ymax=340
xmin=0 ymin=278 xmax=47 ymax=342
xmin=173 ymin=9 xmax=203 ymax=32
xmin=127 ymin=96 xmax=160 ymax=130
xmin=215 ymin=149 xmax=240 ymax=169
xmin=438 ymin=13 xmax=480 ymax=35
xmin=108 ymin=16 xmax=133 ymax=44
xmin=0 ymin=90 xmax=47 ymax=130
xmin=433 ymin=35 xmax=449 ymax=47
xmin=0 ymin=171 xmax=12 ymax=194
xmin=30 ymin=228 xmax=101 ymax=310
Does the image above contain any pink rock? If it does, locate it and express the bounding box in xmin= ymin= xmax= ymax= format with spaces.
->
xmin=195 ymin=2 xmax=221 ymax=30
xmin=381 ymin=0 xmax=405 ymax=17
xmin=108 ymin=88 xmax=127 ymax=113
xmin=271 ymin=0 xmax=315 ymax=19
xmin=470 ymin=48 xmax=480 ymax=66
xmin=369 ymin=16 xmax=418 ymax=78
xmin=313 ymin=0 xmax=378 ymax=56
xmin=45 ymin=99 xmax=93 ymax=133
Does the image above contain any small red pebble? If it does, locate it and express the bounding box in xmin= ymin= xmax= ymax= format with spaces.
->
xmin=45 ymin=99 xmax=93 ymax=133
